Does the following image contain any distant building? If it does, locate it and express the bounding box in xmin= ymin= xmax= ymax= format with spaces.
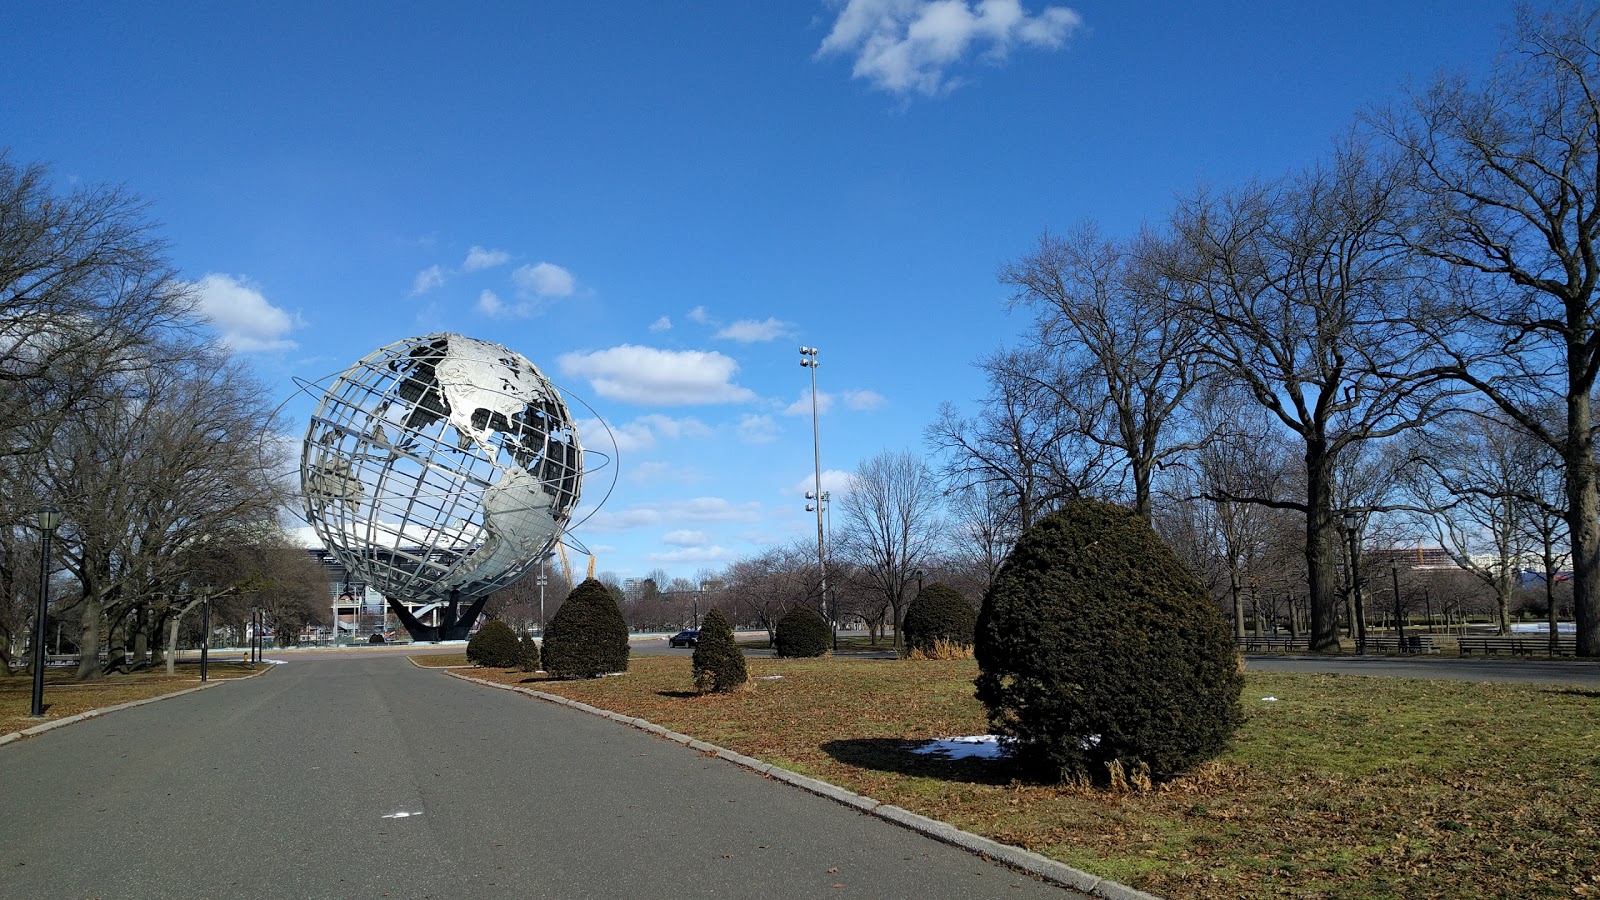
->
xmin=304 ymin=548 xmax=462 ymax=641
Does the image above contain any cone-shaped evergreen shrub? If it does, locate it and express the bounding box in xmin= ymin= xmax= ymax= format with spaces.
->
xmin=775 ymin=605 xmax=829 ymax=657
xmin=691 ymin=609 xmax=747 ymax=693
xmin=518 ymin=631 xmax=541 ymax=672
xmin=542 ymin=578 xmax=630 ymax=678
xmin=466 ymin=619 xmax=521 ymax=668
xmin=902 ymin=582 xmax=977 ymax=658
xmin=975 ymin=500 xmax=1243 ymax=783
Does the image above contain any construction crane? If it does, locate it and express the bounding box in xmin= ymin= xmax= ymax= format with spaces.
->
xmin=555 ymin=538 xmax=597 ymax=583
xmin=556 ymin=541 xmax=574 ymax=584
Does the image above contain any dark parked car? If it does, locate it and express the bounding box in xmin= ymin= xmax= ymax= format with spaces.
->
xmin=668 ymin=629 xmax=700 ymax=649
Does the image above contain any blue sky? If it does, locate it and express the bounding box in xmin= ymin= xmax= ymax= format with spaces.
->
xmin=2 ymin=1 xmax=1512 ymax=582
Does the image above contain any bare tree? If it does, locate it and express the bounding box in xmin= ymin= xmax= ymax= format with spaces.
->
xmin=1401 ymin=409 xmax=1543 ymax=634
xmin=941 ymin=478 xmax=1017 ymax=598
xmin=723 ymin=543 xmax=814 ymax=643
xmin=998 ymin=223 xmax=1206 ymax=519
xmin=0 ymin=152 xmax=197 ymax=461
xmin=927 ymin=346 xmax=1116 ymax=533
xmin=1171 ymin=143 xmax=1444 ymax=652
xmin=30 ymin=350 xmax=287 ymax=678
xmin=834 ymin=450 xmax=943 ymax=652
xmin=1373 ymin=5 xmax=1600 ymax=656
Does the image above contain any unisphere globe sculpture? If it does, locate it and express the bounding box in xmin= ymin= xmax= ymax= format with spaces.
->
xmin=300 ymin=333 xmax=583 ymax=640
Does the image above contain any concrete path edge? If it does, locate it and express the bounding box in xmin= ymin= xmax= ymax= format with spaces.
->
xmin=441 ymin=667 xmax=1161 ymax=900
xmin=0 ymin=665 xmax=274 ymax=748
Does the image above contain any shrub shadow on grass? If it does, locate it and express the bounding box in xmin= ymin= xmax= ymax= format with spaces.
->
xmin=1544 ymin=687 xmax=1600 ymax=699
xmin=820 ymin=737 xmax=1019 ymax=786
xmin=655 ymin=689 xmax=700 ymax=699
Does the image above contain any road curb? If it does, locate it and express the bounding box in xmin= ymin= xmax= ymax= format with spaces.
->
xmin=442 ymin=669 xmax=1161 ymax=900
xmin=1 ymin=665 xmax=273 ymax=748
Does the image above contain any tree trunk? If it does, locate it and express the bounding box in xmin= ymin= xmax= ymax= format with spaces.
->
xmin=1495 ymin=568 xmax=1513 ymax=636
xmin=131 ymin=603 xmax=150 ymax=670
xmin=166 ymin=612 xmax=182 ymax=676
xmin=75 ymin=596 xmax=103 ymax=681
xmin=1230 ymin=570 xmax=1244 ymax=639
xmin=105 ymin=608 xmax=128 ymax=675
xmin=1305 ymin=452 xmax=1341 ymax=651
xmin=1566 ymin=391 xmax=1600 ymax=657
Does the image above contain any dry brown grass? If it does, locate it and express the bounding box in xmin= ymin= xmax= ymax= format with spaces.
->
xmin=1 ymin=662 xmax=262 ymax=734
xmin=444 ymin=653 xmax=1600 ymax=899
xmin=906 ymin=638 xmax=975 ymax=660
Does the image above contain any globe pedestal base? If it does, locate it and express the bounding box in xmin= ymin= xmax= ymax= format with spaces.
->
xmin=389 ymin=592 xmax=488 ymax=643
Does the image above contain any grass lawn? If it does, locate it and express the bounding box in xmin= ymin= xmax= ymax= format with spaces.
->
xmin=433 ymin=652 xmax=1600 ymax=899
xmin=1 ymin=662 xmax=261 ymax=735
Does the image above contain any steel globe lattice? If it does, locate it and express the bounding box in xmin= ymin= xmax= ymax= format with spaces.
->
xmin=300 ymin=333 xmax=583 ymax=602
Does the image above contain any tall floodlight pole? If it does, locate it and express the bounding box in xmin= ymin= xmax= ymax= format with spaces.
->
xmin=800 ymin=346 xmax=833 ymax=650
xmin=30 ymin=506 xmax=62 ymax=718
xmin=536 ymin=556 xmax=548 ymax=634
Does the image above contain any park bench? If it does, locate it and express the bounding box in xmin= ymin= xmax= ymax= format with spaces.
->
xmin=1361 ymin=634 xmax=1439 ymax=655
xmin=1457 ymin=635 xmax=1577 ymax=658
xmin=1234 ymin=635 xmax=1310 ymax=652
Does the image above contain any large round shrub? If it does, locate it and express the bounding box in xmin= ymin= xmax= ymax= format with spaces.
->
xmin=466 ymin=619 xmax=521 ymax=668
xmin=542 ymin=578 xmax=630 ymax=678
xmin=691 ymin=609 xmax=748 ymax=693
xmin=975 ymin=500 xmax=1242 ymax=782
xmin=902 ymin=582 xmax=977 ymax=658
xmin=774 ymin=605 xmax=829 ymax=658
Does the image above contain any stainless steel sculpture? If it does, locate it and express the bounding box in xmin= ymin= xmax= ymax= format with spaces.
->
xmin=300 ymin=333 xmax=583 ymax=640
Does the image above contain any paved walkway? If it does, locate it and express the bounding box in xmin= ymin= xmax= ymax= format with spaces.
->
xmin=0 ymin=656 xmax=1086 ymax=899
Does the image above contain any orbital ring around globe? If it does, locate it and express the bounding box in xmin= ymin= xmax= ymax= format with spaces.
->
xmin=293 ymin=332 xmax=615 ymax=609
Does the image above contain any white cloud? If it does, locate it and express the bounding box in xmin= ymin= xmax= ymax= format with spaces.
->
xmin=783 ymin=388 xmax=887 ymax=416
xmin=191 ymin=273 xmax=300 ymax=352
xmin=842 ymin=389 xmax=887 ymax=411
xmin=688 ymin=306 xmax=711 ymax=324
xmin=463 ymin=246 xmax=511 ymax=271
xmin=715 ymin=317 xmax=795 ymax=343
xmin=648 ymin=546 xmax=736 ymax=564
xmin=411 ymin=265 xmax=445 ymax=295
xmin=736 ymin=413 xmax=779 ymax=444
xmin=559 ymin=345 xmax=758 ymax=406
xmin=817 ymin=0 xmax=1082 ymax=96
xmin=627 ymin=461 xmax=708 ymax=485
xmin=649 ymin=316 xmax=673 ymax=332
xmin=477 ymin=289 xmax=505 ymax=317
xmin=789 ymin=469 xmax=857 ymax=498
xmin=513 ymin=261 xmax=576 ymax=299
xmin=662 ymin=530 xmax=710 ymax=546
xmin=584 ymin=497 xmax=763 ymax=533
xmin=579 ymin=414 xmax=712 ymax=454
xmin=784 ymin=387 xmax=834 ymax=416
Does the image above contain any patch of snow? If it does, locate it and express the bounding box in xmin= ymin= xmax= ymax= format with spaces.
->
xmin=756 ymin=675 xmax=783 ymax=680
xmin=911 ymin=735 xmax=1011 ymax=760
xmin=1260 ymin=696 xmax=1278 ymax=702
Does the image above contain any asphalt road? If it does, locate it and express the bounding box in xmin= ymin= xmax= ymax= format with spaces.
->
xmin=1241 ymin=653 xmax=1600 ymax=686
xmin=0 ymin=656 xmax=1084 ymax=900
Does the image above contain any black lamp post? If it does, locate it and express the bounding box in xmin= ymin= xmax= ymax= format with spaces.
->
xmin=30 ymin=505 xmax=62 ymax=718
xmin=1342 ymin=510 xmax=1367 ymax=653
xmin=199 ymin=586 xmax=211 ymax=682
